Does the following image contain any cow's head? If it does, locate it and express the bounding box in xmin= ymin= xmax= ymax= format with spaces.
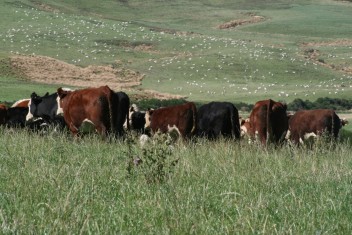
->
xmin=26 ymin=92 xmax=45 ymax=122
xmin=144 ymin=108 xmax=154 ymax=130
xmin=127 ymin=104 xmax=139 ymax=127
xmin=57 ymin=87 xmax=73 ymax=115
xmin=341 ymin=118 xmax=349 ymax=127
xmin=26 ymin=92 xmax=58 ymax=122
xmin=240 ymin=118 xmax=251 ymax=137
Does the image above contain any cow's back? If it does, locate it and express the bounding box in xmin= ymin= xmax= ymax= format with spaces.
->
xmin=288 ymin=109 xmax=341 ymax=143
xmin=149 ymin=102 xmax=197 ymax=138
xmin=59 ymin=86 xmax=117 ymax=136
xmin=12 ymin=99 xmax=30 ymax=108
xmin=249 ymin=99 xmax=288 ymax=145
xmin=197 ymin=101 xmax=240 ymax=139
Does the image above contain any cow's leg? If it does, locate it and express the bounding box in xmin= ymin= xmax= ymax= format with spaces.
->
xmin=291 ymin=133 xmax=300 ymax=145
xmin=68 ymin=122 xmax=79 ymax=137
xmin=95 ymin=124 xmax=107 ymax=138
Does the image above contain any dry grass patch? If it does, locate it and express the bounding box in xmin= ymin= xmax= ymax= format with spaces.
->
xmin=10 ymin=55 xmax=145 ymax=90
xmin=9 ymin=54 xmax=185 ymax=100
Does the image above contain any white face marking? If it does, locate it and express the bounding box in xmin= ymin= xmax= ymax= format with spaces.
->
xmin=145 ymin=111 xmax=151 ymax=129
xmin=131 ymin=104 xmax=139 ymax=112
xmin=240 ymin=126 xmax=248 ymax=137
xmin=56 ymin=96 xmax=63 ymax=116
xmin=124 ymin=105 xmax=137 ymax=129
xmin=25 ymin=99 xmax=34 ymax=122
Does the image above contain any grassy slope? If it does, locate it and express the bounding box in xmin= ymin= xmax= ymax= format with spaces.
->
xmin=0 ymin=0 xmax=351 ymax=103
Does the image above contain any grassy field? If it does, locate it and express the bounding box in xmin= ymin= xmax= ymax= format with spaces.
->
xmin=1 ymin=0 xmax=352 ymax=233
xmin=0 ymin=128 xmax=352 ymax=234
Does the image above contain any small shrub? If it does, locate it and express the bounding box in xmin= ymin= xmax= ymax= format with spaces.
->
xmin=124 ymin=133 xmax=179 ymax=184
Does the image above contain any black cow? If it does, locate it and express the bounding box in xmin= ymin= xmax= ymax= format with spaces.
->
xmin=6 ymin=107 xmax=28 ymax=128
xmin=27 ymin=92 xmax=66 ymax=129
xmin=197 ymin=101 xmax=240 ymax=140
xmin=6 ymin=107 xmax=48 ymax=130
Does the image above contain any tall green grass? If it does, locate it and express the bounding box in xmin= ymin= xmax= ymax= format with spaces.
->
xmin=1 ymin=127 xmax=352 ymax=233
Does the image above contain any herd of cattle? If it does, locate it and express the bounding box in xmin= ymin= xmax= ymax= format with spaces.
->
xmin=0 ymin=85 xmax=349 ymax=146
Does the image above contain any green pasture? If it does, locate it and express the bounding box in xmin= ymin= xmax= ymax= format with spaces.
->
xmin=0 ymin=0 xmax=351 ymax=103
xmin=0 ymin=128 xmax=352 ymax=234
xmin=1 ymin=1 xmax=352 ymax=233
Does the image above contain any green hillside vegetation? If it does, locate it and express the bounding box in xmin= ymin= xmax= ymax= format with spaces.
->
xmin=0 ymin=0 xmax=351 ymax=103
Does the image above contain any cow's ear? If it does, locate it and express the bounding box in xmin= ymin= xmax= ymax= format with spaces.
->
xmin=32 ymin=96 xmax=42 ymax=105
xmin=282 ymin=103 xmax=287 ymax=111
xmin=44 ymin=92 xmax=49 ymax=97
xmin=147 ymin=109 xmax=154 ymax=116
xmin=31 ymin=92 xmax=37 ymax=99
xmin=57 ymin=87 xmax=68 ymax=99
xmin=240 ymin=119 xmax=245 ymax=125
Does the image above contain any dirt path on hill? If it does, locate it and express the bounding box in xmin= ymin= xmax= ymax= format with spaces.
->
xmin=218 ymin=13 xmax=266 ymax=29
xmin=301 ymin=40 xmax=352 ymax=75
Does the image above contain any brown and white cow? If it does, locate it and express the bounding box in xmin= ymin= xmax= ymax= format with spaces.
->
xmin=57 ymin=86 xmax=119 ymax=137
xmin=0 ymin=104 xmax=8 ymax=125
xmin=245 ymin=99 xmax=288 ymax=145
xmin=286 ymin=109 xmax=342 ymax=144
xmin=145 ymin=102 xmax=197 ymax=139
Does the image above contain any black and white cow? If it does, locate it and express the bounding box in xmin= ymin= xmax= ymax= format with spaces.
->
xmin=197 ymin=101 xmax=241 ymax=140
xmin=124 ymin=104 xmax=147 ymax=134
xmin=26 ymin=91 xmax=66 ymax=129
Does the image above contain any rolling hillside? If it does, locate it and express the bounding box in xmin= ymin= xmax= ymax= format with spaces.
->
xmin=0 ymin=0 xmax=351 ymax=103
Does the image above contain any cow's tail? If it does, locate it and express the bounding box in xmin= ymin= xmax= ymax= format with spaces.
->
xmin=126 ymin=105 xmax=130 ymax=131
xmin=190 ymin=103 xmax=197 ymax=136
xmin=332 ymin=111 xmax=341 ymax=139
xmin=106 ymin=86 xmax=118 ymax=137
xmin=125 ymin=96 xmax=130 ymax=132
xmin=266 ymin=99 xmax=274 ymax=144
xmin=230 ymin=104 xmax=241 ymax=140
